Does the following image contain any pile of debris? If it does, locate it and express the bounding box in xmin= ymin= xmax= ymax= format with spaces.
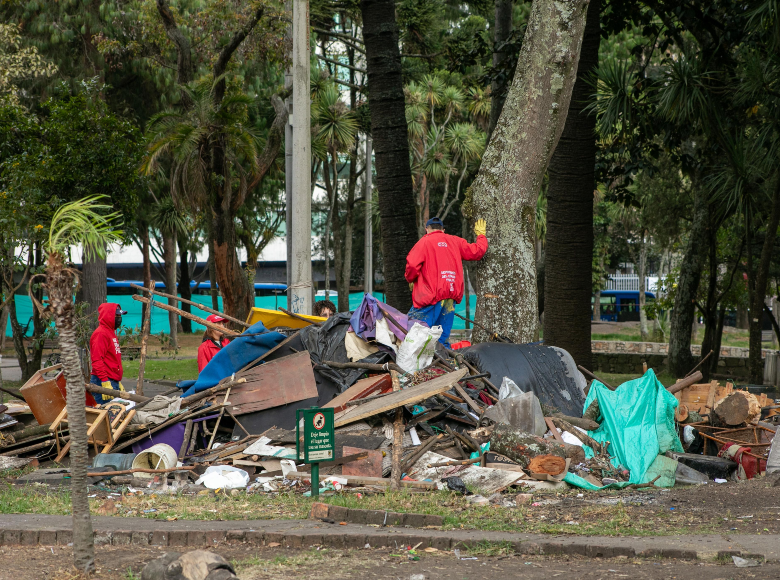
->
xmin=1 ymin=290 xmax=778 ymax=495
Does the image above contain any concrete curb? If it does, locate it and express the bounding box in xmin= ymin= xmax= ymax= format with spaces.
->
xmin=310 ymin=502 xmax=445 ymax=527
xmin=0 ymin=515 xmax=776 ymax=562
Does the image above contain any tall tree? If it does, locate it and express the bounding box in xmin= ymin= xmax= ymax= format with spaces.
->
xmin=470 ymin=0 xmax=590 ymax=342
xmin=488 ymin=0 xmax=514 ymax=142
xmin=40 ymin=196 xmax=122 ymax=574
xmin=543 ymin=0 xmax=600 ymax=368
xmin=361 ymin=0 xmax=418 ymax=312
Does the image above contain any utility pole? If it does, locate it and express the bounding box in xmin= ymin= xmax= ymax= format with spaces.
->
xmin=364 ymin=135 xmax=373 ymax=295
xmin=290 ymin=0 xmax=312 ymax=314
xmin=284 ymin=0 xmax=293 ymax=310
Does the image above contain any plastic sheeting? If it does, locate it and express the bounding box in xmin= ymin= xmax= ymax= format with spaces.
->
xmin=462 ymin=343 xmax=586 ymax=417
xmin=180 ymin=322 xmax=285 ymax=397
xmin=564 ymin=370 xmax=683 ymax=490
xmin=300 ymin=312 xmax=389 ymax=392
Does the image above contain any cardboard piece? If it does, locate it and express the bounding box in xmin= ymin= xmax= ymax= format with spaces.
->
xmin=341 ymin=445 xmax=383 ymax=478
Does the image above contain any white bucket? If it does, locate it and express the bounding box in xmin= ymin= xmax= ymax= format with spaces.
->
xmin=131 ymin=443 xmax=178 ymax=478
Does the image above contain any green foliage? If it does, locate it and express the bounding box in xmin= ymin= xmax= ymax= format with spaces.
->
xmin=47 ymin=196 xmax=123 ymax=258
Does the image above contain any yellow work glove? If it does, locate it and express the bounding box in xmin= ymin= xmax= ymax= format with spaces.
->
xmin=474 ymin=219 xmax=486 ymax=237
xmin=409 ymin=282 xmax=414 ymax=292
xmin=100 ymin=381 xmax=126 ymax=401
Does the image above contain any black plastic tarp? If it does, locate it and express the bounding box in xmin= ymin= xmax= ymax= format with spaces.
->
xmin=462 ymin=343 xmax=587 ymax=417
xmin=299 ymin=312 xmax=390 ymax=392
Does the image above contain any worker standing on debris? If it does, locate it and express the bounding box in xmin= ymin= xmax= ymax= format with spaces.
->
xmin=197 ymin=314 xmax=231 ymax=372
xmin=90 ymin=302 xmax=127 ymax=403
xmin=405 ymin=217 xmax=488 ymax=346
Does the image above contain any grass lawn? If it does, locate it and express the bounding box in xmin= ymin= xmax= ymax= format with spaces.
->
xmin=0 ymin=479 xmax=705 ymax=537
xmin=122 ymin=357 xmax=198 ymax=381
xmin=590 ymin=323 xmax=770 ymax=349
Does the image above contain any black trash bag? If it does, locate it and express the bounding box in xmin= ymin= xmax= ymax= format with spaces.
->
xmin=462 ymin=343 xmax=587 ymax=417
xmin=299 ymin=312 xmax=390 ymax=392
xmin=441 ymin=476 xmax=470 ymax=494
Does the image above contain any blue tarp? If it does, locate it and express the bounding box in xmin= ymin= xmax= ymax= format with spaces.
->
xmin=180 ymin=321 xmax=286 ymax=397
xmin=563 ymin=369 xmax=683 ymax=490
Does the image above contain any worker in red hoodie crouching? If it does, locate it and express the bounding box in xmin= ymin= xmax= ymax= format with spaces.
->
xmin=90 ymin=302 xmax=127 ymax=403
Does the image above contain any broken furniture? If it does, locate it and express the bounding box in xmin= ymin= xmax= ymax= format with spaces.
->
xmin=49 ymin=404 xmax=136 ymax=462
xmin=20 ymin=364 xmax=96 ymax=425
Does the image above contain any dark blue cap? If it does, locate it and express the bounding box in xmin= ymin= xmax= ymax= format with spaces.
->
xmin=426 ymin=217 xmax=444 ymax=228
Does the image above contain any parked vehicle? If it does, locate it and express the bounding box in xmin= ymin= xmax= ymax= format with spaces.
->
xmin=593 ymin=290 xmax=656 ymax=322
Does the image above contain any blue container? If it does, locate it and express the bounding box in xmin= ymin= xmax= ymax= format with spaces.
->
xmin=91 ymin=453 xmax=137 ymax=471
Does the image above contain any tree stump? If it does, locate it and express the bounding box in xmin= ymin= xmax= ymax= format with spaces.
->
xmin=527 ymin=454 xmax=567 ymax=476
xmin=712 ymin=391 xmax=761 ymax=426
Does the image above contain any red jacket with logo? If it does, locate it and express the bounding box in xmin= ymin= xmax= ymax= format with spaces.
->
xmin=404 ymin=230 xmax=488 ymax=308
xmin=198 ymin=336 xmax=231 ymax=372
xmin=90 ymin=302 xmax=123 ymax=381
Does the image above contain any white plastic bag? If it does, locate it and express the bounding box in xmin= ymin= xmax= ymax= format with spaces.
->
xmin=499 ymin=377 xmax=523 ymax=400
xmin=396 ymin=322 xmax=442 ymax=372
xmin=195 ymin=465 xmax=250 ymax=489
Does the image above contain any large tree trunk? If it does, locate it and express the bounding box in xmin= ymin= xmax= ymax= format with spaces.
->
xmin=542 ymin=0 xmax=599 ymax=366
xmin=668 ymin=184 xmax=709 ymax=377
xmin=748 ymin=180 xmax=780 ymax=383
xmin=163 ymin=232 xmax=178 ymax=349
xmin=81 ymin=246 xmax=107 ymax=333
xmin=699 ymin=222 xmax=720 ymax=382
xmin=46 ymin=252 xmax=94 ymax=573
xmin=211 ymin=208 xmax=253 ymax=321
xmin=207 ymin=235 xmax=219 ymax=311
xmin=471 ymin=0 xmax=590 ymax=343
xmin=488 ymin=0 xmax=514 ymax=142
xmin=178 ymin=236 xmax=192 ymax=333
xmin=361 ymin=0 xmax=417 ymax=312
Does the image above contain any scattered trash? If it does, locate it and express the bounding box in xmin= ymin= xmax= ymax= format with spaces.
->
xmin=453 ymin=549 xmax=477 ymax=560
xmin=733 ymin=556 xmax=761 ymax=568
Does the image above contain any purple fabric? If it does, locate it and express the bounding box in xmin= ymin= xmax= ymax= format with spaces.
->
xmin=349 ymin=294 xmax=422 ymax=342
xmin=131 ymin=413 xmax=219 ymax=455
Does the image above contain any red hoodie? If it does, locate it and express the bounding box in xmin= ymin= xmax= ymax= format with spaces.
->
xmin=90 ymin=302 xmax=123 ymax=381
xmin=405 ymin=230 xmax=488 ymax=308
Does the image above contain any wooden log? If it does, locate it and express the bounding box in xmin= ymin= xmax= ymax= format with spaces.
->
xmin=489 ymin=423 xmax=575 ymax=468
xmin=582 ymin=399 xmax=600 ymax=423
xmin=6 ymin=423 xmax=53 ymax=442
xmin=133 ymin=295 xmax=241 ymax=336
xmin=0 ymin=436 xmax=67 ymax=456
xmin=131 ymin=282 xmax=249 ymax=328
xmin=400 ymin=434 xmax=443 ymax=472
xmin=667 ymin=371 xmax=704 ymax=395
xmin=551 ymin=413 xmax=599 ymax=431
xmin=322 ymin=360 xmax=405 ymax=374
xmin=426 ymin=455 xmax=484 ymax=468
xmin=87 ymin=466 xmax=195 ymax=477
xmin=712 ymin=391 xmax=761 ymax=426
xmin=85 ymin=383 xmax=150 ymax=404
xmin=136 ymin=279 xmax=155 ymax=395
xmin=549 ymin=417 xmax=605 ymax=454
xmin=390 ymin=369 xmax=403 ymax=490
xmin=178 ymin=419 xmax=193 ymax=460
xmin=527 ymin=454 xmax=567 ymax=476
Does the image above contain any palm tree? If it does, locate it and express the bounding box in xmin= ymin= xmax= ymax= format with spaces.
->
xmin=313 ymin=83 xmax=358 ymax=301
xmin=142 ymin=77 xmax=283 ymax=321
xmin=40 ymin=196 xmax=122 ymax=574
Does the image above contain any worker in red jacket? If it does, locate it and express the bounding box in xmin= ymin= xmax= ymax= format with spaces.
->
xmin=197 ymin=314 xmax=231 ymax=372
xmin=405 ymin=216 xmax=488 ymax=346
xmin=89 ymin=302 xmax=127 ymax=403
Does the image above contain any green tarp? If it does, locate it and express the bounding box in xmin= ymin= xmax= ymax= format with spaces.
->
xmin=563 ymin=370 xmax=683 ymax=490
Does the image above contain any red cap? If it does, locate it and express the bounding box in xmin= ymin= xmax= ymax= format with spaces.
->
xmin=206 ymin=314 xmax=227 ymax=323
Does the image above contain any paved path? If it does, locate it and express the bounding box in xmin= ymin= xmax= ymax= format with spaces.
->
xmin=0 ymin=514 xmax=777 ymax=561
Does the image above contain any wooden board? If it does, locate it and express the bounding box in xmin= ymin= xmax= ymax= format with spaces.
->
xmin=229 ymin=352 xmax=319 ymax=416
xmin=324 ymin=374 xmax=393 ymax=412
xmin=333 ymin=368 xmax=468 ymax=427
xmin=341 ymin=445 xmax=383 ymax=478
xmin=674 ymin=380 xmax=734 ymax=415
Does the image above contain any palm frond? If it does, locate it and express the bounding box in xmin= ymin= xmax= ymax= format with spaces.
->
xmin=48 ymin=196 xmax=123 ymax=259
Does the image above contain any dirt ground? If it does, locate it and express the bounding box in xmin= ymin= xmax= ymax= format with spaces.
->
xmin=2 ymin=544 xmax=780 ymax=580
xmin=525 ymin=476 xmax=780 ymax=535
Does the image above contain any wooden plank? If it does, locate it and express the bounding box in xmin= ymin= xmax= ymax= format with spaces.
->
xmin=229 ymin=351 xmax=318 ymax=416
xmin=453 ymin=382 xmax=483 ymax=415
xmin=544 ymin=418 xmax=564 ymax=443
xmin=333 ymin=368 xmax=468 ymax=427
xmin=285 ymin=471 xmax=435 ymax=489
xmin=324 ymin=374 xmax=393 ymax=412
xmin=342 ymin=446 xmax=383 ymax=478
